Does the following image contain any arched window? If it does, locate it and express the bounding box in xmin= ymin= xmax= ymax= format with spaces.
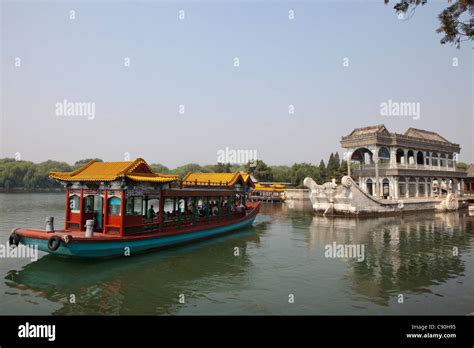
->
xmin=418 ymin=178 xmax=426 ymax=196
xmin=431 ymin=153 xmax=438 ymax=166
xmin=447 ymin=154 xmax=454 ymax=168
xmin=425 ymin=152 xmax=430 ymax=165
xmin=351 ymin=148 xmax=374 ymax=167
xmin=408 ymin=177 xmax=417 ymax=197
xmin=378 ymin=147 xmax=390 ymax=164
xmin=366 ymin=178 xmax=373 ymax=196
xmin=416 ymin=151 xmax=424 ymax=165
xmin=69 ymin=195 xmax=80 ymax=213
xmin=398 ymin=177 xmax=406 ymax=197
xmin=396 ymin=149 xmax=405 ymax=164
xmin=440 ymin=154 xmax=447 ymax=167
xmin=407 ymin=150 xmax=415 ymax=165
xmin=108 ymin=197 xmax=121 ymax=216
xmin=382 ymin=178 xmax=390 ymax=198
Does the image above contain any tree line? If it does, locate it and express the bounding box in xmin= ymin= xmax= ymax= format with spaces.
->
xmin=0 ymin=153 xmax=348 ymax=190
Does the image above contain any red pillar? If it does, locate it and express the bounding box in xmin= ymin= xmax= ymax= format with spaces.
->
xmin=65 ymin=189 xmax=70 ymax=229
xmin=158 ymin=190 xmax=164 ymax=231
xmin=103 ymin=189 xmax=108 ymax=234
xmin=79 ymin=189 xmax=84 ymax=231
xmin=120 ymin=190 xmax=126 ymax=237
xmin=470 ymin=181 xmax=473 ymax=194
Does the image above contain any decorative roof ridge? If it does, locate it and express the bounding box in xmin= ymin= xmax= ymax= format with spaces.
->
xmin=119 ymin=158 xmax=148 ymax=176
xmin=404 ymin=127 xmax=451 ymax=143
xmin=49 ymin=159 xmax=98 ymax=178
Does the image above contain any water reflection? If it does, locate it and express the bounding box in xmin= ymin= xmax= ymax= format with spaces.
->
xmin=307 ymin=212 xmax=474 ymax=305
xmin=5 ymin=229 xmax=260 ymax=315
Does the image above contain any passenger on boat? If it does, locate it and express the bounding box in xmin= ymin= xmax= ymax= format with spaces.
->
xmin=148 ymin=205 xmax=156 ymax=219
xmin=212 ymin=203 xmax=218 ymax=216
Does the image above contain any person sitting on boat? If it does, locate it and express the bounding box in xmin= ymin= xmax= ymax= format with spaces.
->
xmin=212 ymin=204 xmax=218 ymax=216
xmin=148 ymin=205 xmax=156 ymax=219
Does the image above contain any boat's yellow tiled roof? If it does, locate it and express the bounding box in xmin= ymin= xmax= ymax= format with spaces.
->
xmin=182 ymin=172 xmax=241 ymax=186
xmin=182 ymin=172 xmax=254 ymax=187
xmin=240 ymin=173 xmax=250 ymax=183
xmin=254 ymin=183 xmax=287 ymax=191
xmin=49 ymin=158 xmax=179 ymax=183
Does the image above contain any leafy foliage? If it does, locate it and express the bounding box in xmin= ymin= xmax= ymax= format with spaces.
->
xmin=0 ymin=153 xmax=351 ymax=190
xmin=386 ymin=0 xmax=473 ymax=48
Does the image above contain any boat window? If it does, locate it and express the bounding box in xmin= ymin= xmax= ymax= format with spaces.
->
xmin=84 ymin=196 xmax=94 ymax=213
xmin=126 ymin=197 xmax=134 ymax=215
xmin=109 ymin=197 xmax=121 ymax=216
xmin=126 ymin=196 xmax=143 ymax=216
xmin=69 ymin=195 xmax=80 ymax=213
xmin=133 ymin=197 xmax=143 ymax=215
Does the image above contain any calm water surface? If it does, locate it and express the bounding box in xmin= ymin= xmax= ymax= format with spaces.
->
xmin=0 ymin=193 xmax=473 ymax=315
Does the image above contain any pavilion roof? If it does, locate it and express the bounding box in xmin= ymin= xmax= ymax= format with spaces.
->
xmin=467 ymin=164 xmax=474 ymax=177
xmin=403 ymin=128 xmax=450 ymax=143
xmin=49 ymin=158 xmax=179 ymax=183
xmin=345 ymin=124 xmax=390 ymax=137
xmin=343 ymin=124 xmax=455 ymax=143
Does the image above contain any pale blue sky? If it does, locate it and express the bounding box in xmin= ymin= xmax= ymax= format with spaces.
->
xmin=1 ymin=0 xmax=472 ymax=167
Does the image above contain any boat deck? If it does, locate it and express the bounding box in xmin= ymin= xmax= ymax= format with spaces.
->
xmin=15 ymin=202 xmax=261 ymax=242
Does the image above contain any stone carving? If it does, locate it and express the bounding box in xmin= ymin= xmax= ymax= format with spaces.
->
xmin=304 ymin=177 xmax=351 ymax=204
xmin=341 ymin=176 xmax=353 ymax=188
xmin=444 ymin=193 xmax=458 ymax=211
xmin=304 ymin=175 xmax=460 ymax=215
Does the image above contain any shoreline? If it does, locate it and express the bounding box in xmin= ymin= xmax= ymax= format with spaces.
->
xmin=0 ymin=188 xmax=63 ymax=193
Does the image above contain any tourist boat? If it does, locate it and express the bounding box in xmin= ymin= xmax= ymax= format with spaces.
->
xmin=249 ymin=183 xmax=287 ymax=202
xmin=9 ymin=158 xmax=260 ymax=258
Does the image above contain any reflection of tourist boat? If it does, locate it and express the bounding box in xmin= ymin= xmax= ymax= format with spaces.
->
xmin=249 ymin=183 xmax=287 ymax=202
xmin=5 ymin=229 xmax=259 ymax=314
xmin=9 ymin=159 xmax=260 ymax=258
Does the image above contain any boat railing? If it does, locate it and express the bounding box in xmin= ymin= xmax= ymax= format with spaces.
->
xmin=179 ymin=179 xmax=230 ymax=188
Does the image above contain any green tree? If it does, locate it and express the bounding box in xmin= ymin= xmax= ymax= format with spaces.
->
xmin=74 ymin=158 xmax=103 ymax=168
xmin=319 ymin=160 xmax=327 ymax=182
xmin=171 ymin=163 xmax=209 ymax=178
xmin=289 ymin=163 xmax=321 ymax=187
xmin=209 ymin=163 xmax=232 ymax=173
xmin=271 ymin=165 xmax=292 ymax=182
xmin=385 ymin=0 xmax=473 ymax=48
xmin=150 ymin=163 xmax=170 ymax=173
xmin=326 ymin=153 xmax=337 ymax=180
xmin=247 ymin=160 xmax=273 ymax=181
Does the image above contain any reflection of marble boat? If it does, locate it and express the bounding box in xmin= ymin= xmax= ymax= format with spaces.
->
xmin=9 ymin=159 xmax=260 ymax=258
xmin=469 ymin=204 xmax=474 ymax=216
xmin=306 ymin=212 xmax=472 ymax=307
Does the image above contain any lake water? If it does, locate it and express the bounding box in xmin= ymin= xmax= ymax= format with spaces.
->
xmin=0 ymin=193 xmax=473 ymax=315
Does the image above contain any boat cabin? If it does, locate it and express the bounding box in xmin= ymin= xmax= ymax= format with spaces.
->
xmin=49 ymin=159 xmax=253 ymax=237
xmin=182 ymin=171 xmax=255 ymax=202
